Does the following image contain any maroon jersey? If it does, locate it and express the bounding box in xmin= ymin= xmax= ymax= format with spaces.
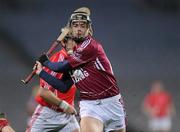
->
xmin=67 ymin=36 xmax=120 ymax=100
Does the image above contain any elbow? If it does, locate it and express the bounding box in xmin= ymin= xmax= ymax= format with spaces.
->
xmin=61 ymin=87 xmax=69 ymax=93
xmin=53 ymin=85 xmax=70 ymax=93
xmin=54 ymin=69 xmax=62 ymax=73
xmin=53 ymin=67 xmax=66 ymax=73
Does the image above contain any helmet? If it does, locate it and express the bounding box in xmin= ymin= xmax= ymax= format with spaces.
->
xmin=69 ymin=7 xmax=91 ymax=25
xmin=67 ymin=7 xmax=93 ymax=43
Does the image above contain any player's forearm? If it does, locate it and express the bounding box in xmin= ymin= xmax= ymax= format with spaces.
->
xmin=39 ymin=88 xmax=76 ymax=114
xmin=44 ymin=60 xmax=72 ymax=72
xmin=39 ymin=70 xmax=73 ymax=93
xmin=39 ymin=88 xmax=62 ymax=106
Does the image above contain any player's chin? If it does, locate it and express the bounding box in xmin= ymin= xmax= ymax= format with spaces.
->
xmin=77 ymin=33 xmax=84 ymax=37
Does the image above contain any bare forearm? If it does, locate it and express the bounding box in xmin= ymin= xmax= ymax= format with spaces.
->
xmin=39 ymin=88 xmax=77 ymax=114
xmin=39 ymin=88 xmax=61 ymax=106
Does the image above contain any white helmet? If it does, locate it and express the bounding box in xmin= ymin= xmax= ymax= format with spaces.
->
xmin=69 ymin=7 xmax=92 ymax=26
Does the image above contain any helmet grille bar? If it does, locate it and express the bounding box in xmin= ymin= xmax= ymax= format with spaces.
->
xmin=70 ymin=13 xmax=91 ymax=24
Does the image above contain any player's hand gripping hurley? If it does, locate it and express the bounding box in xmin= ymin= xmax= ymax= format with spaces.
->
xmin=21 ymin=27 xmax=70 ymax=84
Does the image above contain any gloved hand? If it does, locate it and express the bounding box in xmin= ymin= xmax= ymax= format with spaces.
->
xmin=38 ymin=53 xmax=49 ymax=65
xmin=63 ymin=35 xmax=71 ymax=43
xmin=33 ymin=61 xmax=43 ymax=75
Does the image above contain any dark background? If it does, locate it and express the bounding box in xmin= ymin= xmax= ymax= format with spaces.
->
xmin=0 ymin=0 xmax=180 ymax=131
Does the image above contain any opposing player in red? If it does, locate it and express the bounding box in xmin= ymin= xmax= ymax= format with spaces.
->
xmin=142 ymin=81 xmax=176 ymax=132
xmin=27 ymin=31 xmax=80 ymax=132
xmin=35 ymin=7 xmax=126 ymax=132
xmin=0 ymin=113 xmax=15 ymax=132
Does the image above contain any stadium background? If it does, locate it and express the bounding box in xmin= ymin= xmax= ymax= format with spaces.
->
xmin=0 ymin=0 xmax=180 ymax=131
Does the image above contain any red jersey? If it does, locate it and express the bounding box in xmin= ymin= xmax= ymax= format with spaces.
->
xmin=67 ymin=36 xmax=120 ymax=100
xmin=36 ymin=48 xmax=76 ymax=111
xmin=144 ymin=91 xmax=172 ymax=117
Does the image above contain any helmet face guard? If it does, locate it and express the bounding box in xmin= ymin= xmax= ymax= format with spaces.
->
xmin=69 ymin=13 xmax=91 ymax=26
